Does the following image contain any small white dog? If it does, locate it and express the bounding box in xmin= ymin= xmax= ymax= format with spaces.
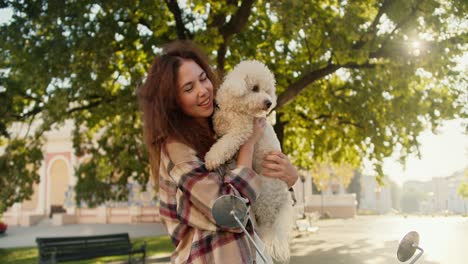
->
xmin=205 ymin=60 xmax=294 ymax=262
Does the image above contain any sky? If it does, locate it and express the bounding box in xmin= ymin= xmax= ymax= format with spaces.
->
xmin=1 ymin=6 xmax=467 ymax=185
xmin=378 ymin=119 xmax=467 ymax=185
xmin=0 ymin=8 xmax=12 ymax=24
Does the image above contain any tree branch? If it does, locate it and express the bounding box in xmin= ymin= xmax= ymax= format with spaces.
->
xmin=376 ymin=0 xmax=423 ymax=53
xmin=216 ymin=0 xmax=256 ymax=74
xmin=164 ymin=0 xmax=192 ymax=39
xmin=219 ymin=0 xmax=255 ymax=38
xmin=342 ymin=62 xmax=377 ymax=69
xmin=14 ymin=105 xmax=42 ymax=120
xmin=353 ymin=0 xmax=390 ymax=50
xmin=276 ymin=59 xmax=378 ymax=109
xmin=298 ymin=112 xmax=363 ymax=129
xmin=216 ymin=43 xmax=228 ymax=77
xmin=277 ymin=64 xmax=341 ymax=108
xmin=277 ymin=0 xmax=424 ymax=109
xmin=66 ymin=97 xmax=116 ymax=114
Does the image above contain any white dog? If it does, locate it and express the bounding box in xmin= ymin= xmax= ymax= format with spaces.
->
xmin=205 ymin=60 xmax=294 ymax=262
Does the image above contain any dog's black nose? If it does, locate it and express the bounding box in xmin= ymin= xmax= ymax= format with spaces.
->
xmin=264 ymin=100 xmax=272 ymax=109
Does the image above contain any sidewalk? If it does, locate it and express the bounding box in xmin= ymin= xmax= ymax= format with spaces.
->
xmin=0 ymin=222 xmax=168 ymax=248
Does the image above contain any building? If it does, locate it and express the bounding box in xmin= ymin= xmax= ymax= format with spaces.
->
xmin=297 ymin=170 xmax=357 ymax=219
xmin=2 ymin=121 xmax=159 ymax=226
xmin=418 ymin=170 xmax=467 ymax=214
xmin=359 ymin=175 xmax=393 ymax=214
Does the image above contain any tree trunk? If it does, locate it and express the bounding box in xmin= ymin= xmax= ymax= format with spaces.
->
xmin=273 ymin=112 xmax=285 ymax=149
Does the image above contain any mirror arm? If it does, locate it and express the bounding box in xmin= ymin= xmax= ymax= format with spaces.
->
xmin=230 ymin=210 xmax=268 ymax=263
xmin=409 ymin=246 xmax=424 ymax=264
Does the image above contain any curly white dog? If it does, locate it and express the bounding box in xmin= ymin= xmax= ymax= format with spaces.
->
xmin=205 ymin=60 xmax=294 ymax=263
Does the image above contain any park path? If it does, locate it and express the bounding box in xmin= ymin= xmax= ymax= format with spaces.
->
xmin=2 ymin=215 xmax=467 ymax=264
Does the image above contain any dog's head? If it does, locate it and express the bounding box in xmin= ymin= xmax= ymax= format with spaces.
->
xmin=216 ymin=60 xmax=276 ymax=117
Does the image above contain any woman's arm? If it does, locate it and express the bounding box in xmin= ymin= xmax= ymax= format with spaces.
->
xmin=171 ymin=160 xmax=259 ymax=225
xmin=236 ymin=117 xmax=266 ymax=169
xmin=164 ymin=118 xmax=266 ymax=230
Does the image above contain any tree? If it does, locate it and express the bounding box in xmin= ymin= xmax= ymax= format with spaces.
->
xmin=389 ymin=179 xmax=402 ymax=211
xmin=458 ymin=169 xmax=468 ymax=199
xmin=346 ymin=170 xmax=362 ymax=206
xmin=458 ymin=183 xmax=468 ymax=199
xmin=0 ymin=0 xmax=466 ymax=212
xmin=310 ymin=161 xmax=355 ymax=193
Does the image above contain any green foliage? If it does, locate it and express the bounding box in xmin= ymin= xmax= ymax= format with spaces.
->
xmin=456 ymin=168 xmax=468 ymax=199
xmin=0 ymin=137 xmax=43 ymax=214
xmin=0 ymin=0 xmax=466 ymax=211
xmin=310 ymin=161 xmax=355 ymax=192
xmin=458 ymin=182 xmax=468 ymax=199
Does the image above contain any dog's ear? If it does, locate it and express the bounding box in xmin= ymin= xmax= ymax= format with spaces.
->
xmin=220 ymin=74 xmax=247 ymax=98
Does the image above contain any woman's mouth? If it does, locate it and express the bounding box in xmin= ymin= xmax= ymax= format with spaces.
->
xmin=198 ymin=97 xmax=211 ymax=107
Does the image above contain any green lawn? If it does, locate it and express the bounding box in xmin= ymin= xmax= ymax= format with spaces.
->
xmin=0 ymin=235 xmax=174 ymax=264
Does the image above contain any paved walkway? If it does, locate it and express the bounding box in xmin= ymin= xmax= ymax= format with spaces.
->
xmin=3 ymin=216 xmax=465 ymax=263
xmin=0 ymin=222 xmax=168 ymax=248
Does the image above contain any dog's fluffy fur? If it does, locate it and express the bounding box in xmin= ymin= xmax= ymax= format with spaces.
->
xmin=205 ymin=60 xmax=294 ymax=262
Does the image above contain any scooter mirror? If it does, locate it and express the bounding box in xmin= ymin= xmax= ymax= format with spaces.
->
xmin=212 ymin=195 xmax=249 ymax=228
xmin=397 ymin=231 xmax=420 ymax=262
xmin=212 ymin=195 xmax=269 ymax=263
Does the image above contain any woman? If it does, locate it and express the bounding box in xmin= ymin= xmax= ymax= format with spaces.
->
xmin=138 ymin=40 xmax=298 ymax=264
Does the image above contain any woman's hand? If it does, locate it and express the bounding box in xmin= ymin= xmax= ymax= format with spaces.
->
xmin=262 ymin=151 xmax=299 ymax=188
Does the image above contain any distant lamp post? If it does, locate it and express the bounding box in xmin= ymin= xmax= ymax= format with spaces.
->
xmin=427 ymin=192 xmax=434 ymax=214
xmin=374 ymin=187 xmax=381 ymax=214
xmin=299 ymin=174 xmax=306 ymax=218
xmin=319 ymin=182 xmax=324 ymax=217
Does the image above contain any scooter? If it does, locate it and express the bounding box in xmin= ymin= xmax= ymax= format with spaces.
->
xmin=212 ymin=195 xmax=424 ymax=264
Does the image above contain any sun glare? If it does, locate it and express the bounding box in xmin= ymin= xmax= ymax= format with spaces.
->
xmin=412 ymin=41 xmax=421 ymax=49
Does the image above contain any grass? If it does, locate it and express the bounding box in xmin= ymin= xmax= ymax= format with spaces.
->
xmin=357 ymin=209 xmax=379 ymax=215
xmin=0 ymin=235 xmax=174 ymax=264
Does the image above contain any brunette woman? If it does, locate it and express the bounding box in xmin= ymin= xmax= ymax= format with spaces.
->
xmin=138 ymin=40 xmax=298 ymax=264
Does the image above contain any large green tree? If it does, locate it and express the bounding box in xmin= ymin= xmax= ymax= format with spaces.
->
xmin=458 ymin=169 xmax=468 ymax=199
xmin=0 ymin=0 xmax=466 ymax=211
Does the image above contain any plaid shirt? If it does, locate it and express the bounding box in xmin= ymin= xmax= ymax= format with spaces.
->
xmin=159 ymin=139 xmax=262 ymax=264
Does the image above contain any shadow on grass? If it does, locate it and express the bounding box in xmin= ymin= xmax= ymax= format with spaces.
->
xmin=0 ymin=235 xmax=174 ymax=264
xmin=0 ymin=246 xmax=37 ymax=264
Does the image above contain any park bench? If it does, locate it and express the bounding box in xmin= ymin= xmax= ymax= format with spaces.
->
xmin=36 ymin=233 xmax=146 ymax=264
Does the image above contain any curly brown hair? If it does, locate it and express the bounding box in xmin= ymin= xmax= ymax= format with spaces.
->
xmin=138 ymin=40 xmax=219 ymax=187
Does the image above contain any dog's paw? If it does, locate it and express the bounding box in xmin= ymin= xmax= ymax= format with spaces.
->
xmin=204 ymin=152 xmax=222 ymax=170
xmin=205 ymin=159 xmax=222 ymax=171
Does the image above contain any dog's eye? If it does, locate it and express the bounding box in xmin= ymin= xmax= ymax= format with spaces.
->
xmin=252 ymin=85 xmax=259 ymax=92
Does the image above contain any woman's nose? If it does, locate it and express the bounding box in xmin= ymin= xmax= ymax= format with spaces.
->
xmin=198 ymin=83 xmax=209 ymax=97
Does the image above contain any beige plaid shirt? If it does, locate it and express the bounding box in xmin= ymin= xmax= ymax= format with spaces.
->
xmin=158 ymin=139 xmax=263 ymax=263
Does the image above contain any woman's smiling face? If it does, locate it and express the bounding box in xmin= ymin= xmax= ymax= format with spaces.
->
xmin=177 ymin=59 xmax=214 ymax=123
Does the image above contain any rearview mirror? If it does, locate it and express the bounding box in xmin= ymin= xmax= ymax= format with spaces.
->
xmin=212 ymin=195 xmax=268 ymax=263
xmin=397 ymin=231 xmax=424 ymax=263
xmin=212 ymin=194 xmax=249 ymax=228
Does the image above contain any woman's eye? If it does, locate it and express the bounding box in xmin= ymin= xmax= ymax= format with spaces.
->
xmin=184 ymin=85 xmax=193 ymax=92
xmin=200 ymin=74 xmax=207 ymax=81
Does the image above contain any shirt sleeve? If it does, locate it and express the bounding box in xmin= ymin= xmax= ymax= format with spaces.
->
xmin=170 ymin=158 xmax=261 ymax=231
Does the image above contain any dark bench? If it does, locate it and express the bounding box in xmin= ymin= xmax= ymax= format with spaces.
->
xmin=36 ymin=233 xmax=146 ymax=264
xmin=49 ymin=205 xmax=66 ymax=218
